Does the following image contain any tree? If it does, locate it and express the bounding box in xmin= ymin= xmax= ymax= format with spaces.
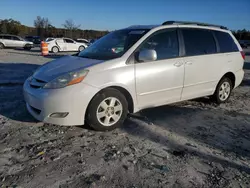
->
xmin=0 ymin=19 xmax=22 ymax=35
xmin=34 ymin=16 xmax=51 ymax=38
xmin=62 ymin=19 xmax=81 ymax=38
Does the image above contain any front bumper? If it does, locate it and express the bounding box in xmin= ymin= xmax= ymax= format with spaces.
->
xmin=23 ymin=79 xmax=99 ymax=126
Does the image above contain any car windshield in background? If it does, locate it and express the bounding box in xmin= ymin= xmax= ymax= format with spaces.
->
xmin=78 ymin=29 xmax=149 ymax=60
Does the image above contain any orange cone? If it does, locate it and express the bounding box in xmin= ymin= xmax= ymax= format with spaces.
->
xmin=41 ymin=41 xmax=49 ymax=56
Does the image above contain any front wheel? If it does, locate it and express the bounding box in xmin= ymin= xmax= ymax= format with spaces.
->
xmin=213 ymin=77 xmax=233 ymax=104
xmin=86 ymin=88 xmax=128 ymax=131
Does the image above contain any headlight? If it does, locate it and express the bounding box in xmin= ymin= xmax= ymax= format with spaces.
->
xmin=43 ymin=69 xmax=89 ymax=89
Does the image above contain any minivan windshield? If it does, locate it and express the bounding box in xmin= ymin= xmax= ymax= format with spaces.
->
xmin=78 ymin=29 xmax=149 ymax=60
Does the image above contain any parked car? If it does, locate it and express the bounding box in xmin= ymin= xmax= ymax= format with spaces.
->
xmin=45 ymin=37 xmax=55 ymax=42
xmin=23 ymin=21 xmax=244 ymax=131
xmin=25 ymin=36 xmax=41 ymax=47
xmin=46 ymin=38 xmax=88 ymax=53
xmin=0 ymin=34 xmax=33 ymax=50
xmin=89 ymin=39 xmax=98 ymax=45
xmin=75 ymin=38 xmax=90 ymax=46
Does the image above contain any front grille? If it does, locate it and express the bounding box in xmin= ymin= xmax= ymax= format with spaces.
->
xmin=30 ymin=78 xmax=47 ymax=89
xmin=29 ymin=105 xmax=41 ymax=114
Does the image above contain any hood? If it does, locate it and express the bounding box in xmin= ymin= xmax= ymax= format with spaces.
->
xmin=33 ymin=55 xmax=104 ymax=82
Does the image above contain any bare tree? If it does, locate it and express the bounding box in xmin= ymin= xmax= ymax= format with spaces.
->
xmin=62 ymin=19 xmax=81 ymax=38
xmin=34 ymin=16 xmax=51 ymax=38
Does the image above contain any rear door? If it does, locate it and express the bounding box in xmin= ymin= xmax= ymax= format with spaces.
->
xmin=64 ymin=38 xmax=78 ymax=51
xmin=56 ymin=39 xmax=66 ymax=51
xmin=2 ymin=35 xmax=13 ymax=47
xmin=180 ymin=28 xmax=221 ymax=100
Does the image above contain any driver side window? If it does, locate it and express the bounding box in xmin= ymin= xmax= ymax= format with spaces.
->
xmin=139 ymin=29 xmax=179 ymax=60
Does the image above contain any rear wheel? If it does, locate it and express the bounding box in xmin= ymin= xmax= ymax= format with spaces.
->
xmin=78 ymin=46 xmax=85 ymax=52
xmin=86 ymin=88 xmax=128 ymax=131
xmin=213 ymin=77 xmax=233 ymax=104
xmin=52 ymin=46 xmax=59 ymax=53
xmin=0 ymin=43 xmax=4 ymax=49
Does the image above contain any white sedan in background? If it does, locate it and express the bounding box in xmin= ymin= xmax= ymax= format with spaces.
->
xmin=47 ymin=38 xmax=88 ymax=53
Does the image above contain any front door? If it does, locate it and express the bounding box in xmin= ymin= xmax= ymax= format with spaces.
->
xmin=64 ymin=38 xmax=78 ymax=51
xmin=12 ymin=36 xmax=24 ymax=47
xmin=135 ymin=29 xmax=184 ymax=109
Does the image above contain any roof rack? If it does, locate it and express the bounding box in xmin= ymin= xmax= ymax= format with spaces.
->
xmin=162 ymin=21 xmax=228 ymax=30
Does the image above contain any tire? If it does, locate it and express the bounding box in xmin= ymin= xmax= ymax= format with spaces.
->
xmin=213 ymin=77 xmax=233 ymax=104
xmin=52 ymin=46 xmax=59 ymax=53
xmin=78 ymin=46 xmax=85 ymax=52
xmin=86 ymin=88 xmax=128 ymax=131
xmin=0 ymin=43 xmax=4 ymax=49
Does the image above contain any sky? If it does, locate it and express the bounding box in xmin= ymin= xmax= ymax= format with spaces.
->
xmin=0 ymin=0 xmax=250 ymax=31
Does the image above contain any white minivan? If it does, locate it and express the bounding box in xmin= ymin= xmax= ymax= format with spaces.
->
xmin=23 ymin=21 xmax=245 ymax=131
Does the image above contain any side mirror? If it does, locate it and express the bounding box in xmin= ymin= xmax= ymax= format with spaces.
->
xmin=138 ymin=49 xmax=157 ymax=62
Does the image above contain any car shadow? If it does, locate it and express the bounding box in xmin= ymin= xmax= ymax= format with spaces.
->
xmin=43 ymin=54 xmax=68 ymax=59
xmin=0 ymin=63 xmax=40 ymax=123
xmin=14 ymin=48 xmax=41 ymax=52
xmin=7 ymin=51 xmax=41 ymax=57
xmin=241 ymin=79 xmax=250 ymax=86
xmin=122 ymin=104 xmax=250 ymax=174
xmin=243 ymin=62 xmax=250 ymax=70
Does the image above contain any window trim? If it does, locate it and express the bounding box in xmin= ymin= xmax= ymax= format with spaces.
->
xmin=180 ymin=28 xmax=218 ymax=57
xmin=211 ymin=31 xmax=220 ymax=53
xmin=130 ymin=28 xmax=181 ymax=64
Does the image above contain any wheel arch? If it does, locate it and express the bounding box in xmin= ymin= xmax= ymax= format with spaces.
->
xmin=86 ymin=85 xmax=135 ymax=118
xmin=0 ymin=42 xmax=5 ymax=48
xmin=107 ymin=86 xmax=134 ymax=113
xmin=220 ymin=72 xmax=236 ymax=88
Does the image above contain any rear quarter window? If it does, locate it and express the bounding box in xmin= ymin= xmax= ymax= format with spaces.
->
xmin=214 ymin=31 xmax=238 ymax=53
xmin=182 ymin=28 xmax=217 ymax=56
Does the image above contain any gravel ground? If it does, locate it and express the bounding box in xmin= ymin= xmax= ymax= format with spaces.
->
xmin=0 ymin=48 xmax=250 ymax=188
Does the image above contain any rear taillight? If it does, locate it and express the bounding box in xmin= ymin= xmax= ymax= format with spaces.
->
xmin=240 ymin=51 xmax=245 ymax=60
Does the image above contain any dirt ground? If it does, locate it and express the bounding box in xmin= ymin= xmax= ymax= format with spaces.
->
xmin=0 ymin=48 xmax=250 ymax=188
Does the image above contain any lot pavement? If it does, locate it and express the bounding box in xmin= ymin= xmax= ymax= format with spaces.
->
xmin=0 ymin=48 xmax=250 ymax=188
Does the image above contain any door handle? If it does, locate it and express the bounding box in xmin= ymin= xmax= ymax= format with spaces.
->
xmin=173 ymin=62 xmax=183 ymax=67
xmin=185 ymin=62 xmax=193 ymax=65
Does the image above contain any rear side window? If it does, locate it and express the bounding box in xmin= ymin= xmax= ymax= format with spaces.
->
xmin=182 ymin=28 xmax=216 ymax=56
xmin=214 ymin=31 xmax=238 ymax=53
xmin=3 ymin=35 xmax=12 ymax=40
